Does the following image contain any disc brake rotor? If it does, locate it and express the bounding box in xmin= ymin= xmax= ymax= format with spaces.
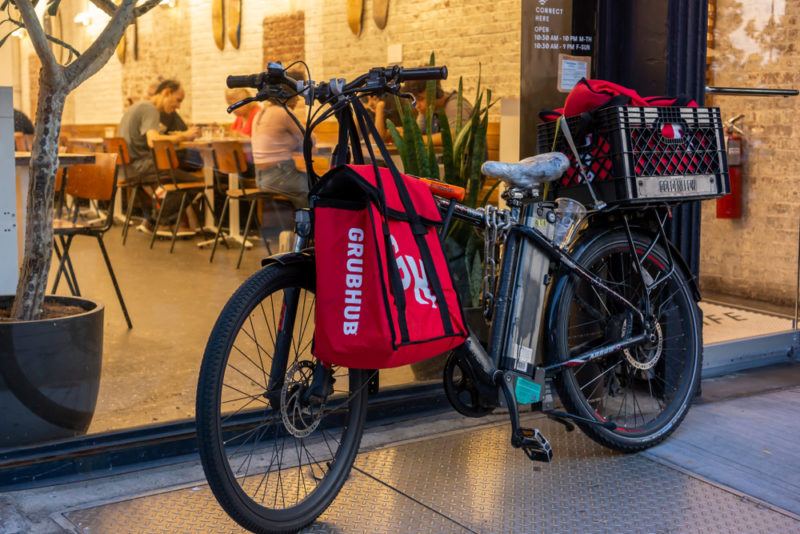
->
xmin=622 ymin=319 xmax=663 ymax=371
xmin=281 ymin=360 xmax=323 ymax=438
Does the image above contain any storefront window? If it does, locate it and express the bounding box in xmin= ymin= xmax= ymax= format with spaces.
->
xmin=701 ymin=0 xmax=800 ymax=344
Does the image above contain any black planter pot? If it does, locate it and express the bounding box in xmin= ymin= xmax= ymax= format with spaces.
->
xmin=0 ymin=296 xmax=103 ymax=449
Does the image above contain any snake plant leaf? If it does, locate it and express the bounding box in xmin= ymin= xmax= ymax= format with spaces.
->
xmin=386 ymin=119 xmax=410 ymax=172
xmin=456 ymin=77 xmax=464 ymax=135
xmin=426 ymin=134 xmax=438 ymax=180
xmin=438 ymin=109 xmax=456 ymax=182
xmin=474 ymin=63 xmax=482 ymax=111
xmin=453 ymin=90 xmax=483 ymax=167
xmin=467 ymin=110 xmax=489 ymax=206
xmin=407 ymin=113 xmax=431 ymax=178
xmin=397 ymin=97 xmax=420 ymax=175
xmin=396 ymin=95 xmax=430 ymax=177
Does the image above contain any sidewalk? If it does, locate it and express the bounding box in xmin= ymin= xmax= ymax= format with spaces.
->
xmin=3 ymin=365 xmax=799 ymax=533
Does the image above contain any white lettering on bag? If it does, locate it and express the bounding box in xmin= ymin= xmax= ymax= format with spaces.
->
xmin=343 ymin=228 xmax=364 ymax=335
xmin=391 ymin=236 xmax=437 ymax=308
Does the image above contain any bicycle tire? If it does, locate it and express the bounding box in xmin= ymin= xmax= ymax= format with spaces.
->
xmin=549 ymin=230 xmax=701 ymax=452
xmin=197 ymin=260 xmax=369 ymax=533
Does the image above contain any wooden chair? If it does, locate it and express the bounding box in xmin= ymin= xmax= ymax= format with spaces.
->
xmin=104 ymin=137 xmax=153 ymax=245
xmin=149 ymin=140 xmax=213 ymax=253
xmin=313 ymin=120 xmax=340 ymax=147
xmin=14 ymin=132 xmax=32 ymax=151
xmin=51 ymin=153 xmax=132 ymax=329
xmin=292 ymin=152 xmax=331 ymax=176
xmin=209 ymin=141 xmax=281 ymax=268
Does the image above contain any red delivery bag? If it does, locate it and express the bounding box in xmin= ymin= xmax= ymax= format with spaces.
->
xmin=309 ymin=102 xmax=467 ymax=369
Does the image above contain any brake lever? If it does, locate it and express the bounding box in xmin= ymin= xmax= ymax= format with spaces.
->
xmin=398 ymin=91 xmax=417 ymax=109
xmin=227 ymin=96 xmax=258 ymax=114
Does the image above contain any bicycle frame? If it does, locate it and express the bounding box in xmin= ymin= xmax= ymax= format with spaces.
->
xmin=434 ymin=196 xmax=669 ymax=380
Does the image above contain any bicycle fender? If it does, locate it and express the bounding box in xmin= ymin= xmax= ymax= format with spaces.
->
xmin=260 ymin=249 xmax=315 ymax=268
xmin=563 ymin=225 xmax=701 ymax=301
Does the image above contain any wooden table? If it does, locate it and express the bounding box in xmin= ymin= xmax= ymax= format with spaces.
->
xmin=67 ymin=137 xmax=105 ymax=152
xmin=7 ymin=152 xmax=96 ymax=290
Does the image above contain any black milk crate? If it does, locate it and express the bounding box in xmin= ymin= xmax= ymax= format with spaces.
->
xmin=537 ymin=106 xmax=730 ymax=206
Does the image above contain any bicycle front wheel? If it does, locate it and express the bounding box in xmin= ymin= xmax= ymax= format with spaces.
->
xmin=197 ymin=260 xmax=369 ymax=533
xmin=550 ymin=230 xmax=702 ymax=452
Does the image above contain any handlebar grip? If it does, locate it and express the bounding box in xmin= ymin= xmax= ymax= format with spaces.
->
xmin=226 ymin=74 xmax=262 ymax=89
xmin=397 ymin=66 xmax=448 ymax=82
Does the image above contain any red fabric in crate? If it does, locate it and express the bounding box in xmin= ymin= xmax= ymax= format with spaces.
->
xmin=541 ymin=78 xmax=700 ymax=186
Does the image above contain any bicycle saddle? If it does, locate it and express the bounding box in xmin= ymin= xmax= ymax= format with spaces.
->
xmin=481 ymin=152 xmax=569 ymax=190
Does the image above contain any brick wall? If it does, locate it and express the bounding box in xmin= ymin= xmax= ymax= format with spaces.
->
xmin=263 ymin=12 xmax=305 ymax=68
xmin=308 ymin=0 xmax=521 ymax=119
xmin=121 ymin=2 xmax=193 ymax=119
xmin=58 ymin=0 xmax=520 ymax=126
xmin=701 ymin=0 xmax=800 ymax=306
xmin=189 ymin=0 xmax=297 ymax=124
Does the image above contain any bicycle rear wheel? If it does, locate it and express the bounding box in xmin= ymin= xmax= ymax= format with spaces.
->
xmin=197 ymin=260 xmax=369 ymax=533
xmin=550 ymin=230 xmax=701 ymax=452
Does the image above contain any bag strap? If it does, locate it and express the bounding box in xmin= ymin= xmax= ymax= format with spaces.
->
xmin=350 ymin=100 xmax=411 ymax=342
xmin=351 ymin=97 xmax=456 ymax=337
xmin=557 ymin=116 xmax=606 ymax=210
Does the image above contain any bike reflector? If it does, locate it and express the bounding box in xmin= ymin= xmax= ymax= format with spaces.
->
xmin=311 ymin=164 xmax=467 ymax=369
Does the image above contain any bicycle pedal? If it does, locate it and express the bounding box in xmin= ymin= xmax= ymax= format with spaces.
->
xmin=512 ymin=427 xmax=553 ymax=463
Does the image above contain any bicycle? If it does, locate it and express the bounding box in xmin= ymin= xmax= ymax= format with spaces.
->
xmin=197 ymin=62 xmax=717 ymax=533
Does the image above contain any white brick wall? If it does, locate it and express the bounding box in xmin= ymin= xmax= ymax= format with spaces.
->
xmin=72 ymin=60 xmax=123 ymax=125
xmin=189 ymin=0 xmax=297 ymax=124
xmin=60 ymin=0 xmax=521 ymax=125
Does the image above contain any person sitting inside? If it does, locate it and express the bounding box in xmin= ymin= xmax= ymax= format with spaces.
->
xmin=118 ymin=79 xmax=201 ymax=234
xmin=373 ymin=79 xmax=473 ymax=145
xmin=250 ymin=71 xmax=314 ymax=242
xmin=226 ymin=88 xmax=261 ymax=137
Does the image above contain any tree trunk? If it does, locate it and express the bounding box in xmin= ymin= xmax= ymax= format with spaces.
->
xmin=10 ymin=72 xmax=67 ymax=320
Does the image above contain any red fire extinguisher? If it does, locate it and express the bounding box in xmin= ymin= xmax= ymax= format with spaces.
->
xmin=716 ymin=114 xmax=744 ymax=218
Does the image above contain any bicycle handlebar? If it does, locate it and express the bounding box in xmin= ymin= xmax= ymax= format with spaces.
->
xmin=226 ymin=64 xmax=447 ymax=95
xmin=395 ymin=66 xmax=448 ymax=82
xmin=226 ymin=73 xmax=264 ymax=89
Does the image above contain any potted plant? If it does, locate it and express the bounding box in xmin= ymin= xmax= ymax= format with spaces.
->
xmin=386 ymin=53 xmax=497 ymax=380
xmin=0 ymin=0 xmax=161 ymax=448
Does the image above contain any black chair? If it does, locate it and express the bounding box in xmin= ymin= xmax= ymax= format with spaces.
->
xmin=51 ymin=152 xmax=133 ymax=329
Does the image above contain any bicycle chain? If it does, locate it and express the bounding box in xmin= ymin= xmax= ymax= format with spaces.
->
xmin=481 ymin=205 xmax=513 ymax=320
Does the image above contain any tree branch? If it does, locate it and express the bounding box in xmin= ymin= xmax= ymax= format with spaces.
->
xmin=88 ymin=0 xmax=117 ymax=17
xmin=134 ymin=0 xmax=162 ymax=17
xmin=4 ymin=16 xmax=81 ymax=62
xmin=65 ymin=0 xmax=136 ymax=89
xmin=90 ymin=0 xmax=161 ymax=18
xmin=15 ymin=0 xmax=62 ymax=81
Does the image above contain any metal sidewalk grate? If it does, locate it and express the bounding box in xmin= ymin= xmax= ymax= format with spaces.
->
xmin=63 ymin=419 xmax=799 ymax=533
